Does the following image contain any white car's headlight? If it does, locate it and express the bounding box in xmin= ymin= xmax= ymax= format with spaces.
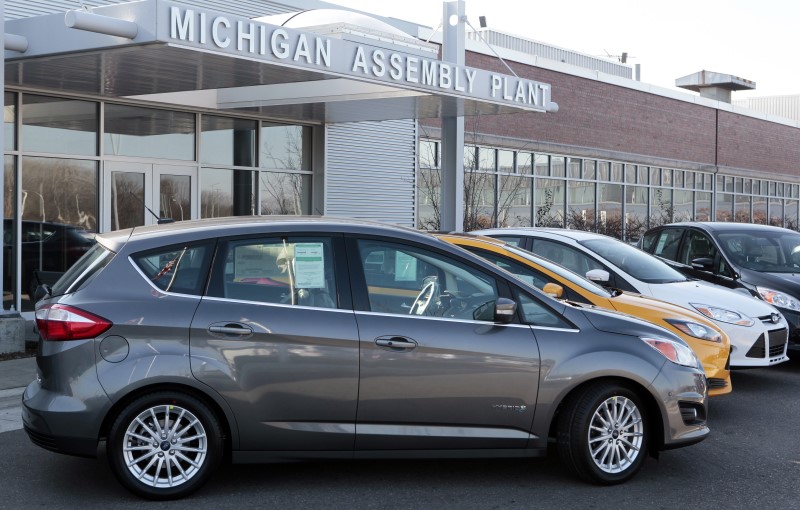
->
xmin=664 ymin=319 xmax=722 ymax=342
xmin=690 ymin=303 xmax=754 ymax=327
xmin=757 ymin=287 xmax=800 ymax=311
xmin=641 ymin=337 xmax=699 ymax=367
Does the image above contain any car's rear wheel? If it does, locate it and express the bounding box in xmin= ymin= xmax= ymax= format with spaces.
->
xmin=107 ymin=392 xmax=223 ymax=500
xmin=557 ymin=383 xmax=648 ymax=484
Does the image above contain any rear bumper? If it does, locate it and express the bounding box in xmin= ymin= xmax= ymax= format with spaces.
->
xmin=22 ymin=380 xmax=109 ymax=458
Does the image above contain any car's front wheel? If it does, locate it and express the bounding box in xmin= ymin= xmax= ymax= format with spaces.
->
xmin=557 ymin=383 xmax=649 ymax=484
xmin=107 ymin=392 xmax=223 ymax=500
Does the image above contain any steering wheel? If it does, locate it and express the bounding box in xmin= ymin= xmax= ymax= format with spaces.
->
xmin=409 ymin=280 xmax=439 ymax=315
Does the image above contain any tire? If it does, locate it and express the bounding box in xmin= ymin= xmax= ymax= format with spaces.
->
xmin=557 ymin=383 xmax=648 ymax=485
xmin=107 ymin=392 xmax=224 ymax=500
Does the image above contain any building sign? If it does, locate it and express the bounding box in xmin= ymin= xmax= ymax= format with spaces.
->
xmin=162 ymin=2 xmax=557 ymax=112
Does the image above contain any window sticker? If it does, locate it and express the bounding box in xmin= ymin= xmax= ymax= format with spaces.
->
xmin=234 ymin=244 xmax=271 ymax=281
xmin=294 ymin=243 xmax=325 ymax=288
xmin=395 ymin=251 xmax=418 ymax=281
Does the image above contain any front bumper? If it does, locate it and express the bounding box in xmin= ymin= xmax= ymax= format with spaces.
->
xmin=725 ymin=318 xmax=789 ymax=368
xmin=650 ymin=364 xmax=709 ymax=450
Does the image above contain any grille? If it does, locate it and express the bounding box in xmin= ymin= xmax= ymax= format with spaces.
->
xmin=768 ymin=328 xmax=788 ymax=357
xmin=745 ymin=334 xmax=766 ymax=358
xmin=708 ymin=378 xmax=728 ymax=389
xmin=24 ymin=425 xmax=59 ymax=452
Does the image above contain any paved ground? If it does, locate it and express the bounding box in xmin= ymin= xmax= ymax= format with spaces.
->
xmin=0 ymin=357 xmax=35 ymax=434
xmin=1 ymin=355 xmax=798 ymax=508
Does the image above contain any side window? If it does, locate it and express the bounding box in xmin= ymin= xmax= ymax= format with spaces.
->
xmin=356 ymin=239 xmax=499 ymax=321
xmin=132 ymin=242 xmax=213 ymax=295
xmin=210 ymin=237 xmax=337 ymax=308
xmin=640 ymin=230 xmax=660 ymax=252
xmin=678 ymin=231 xmax=717 ymax=266
xmin=651 ymin=228 xmax=684 ymax=261
xmin=515 ymin=289 xmax=571 ymax=328
xmin=494 ymin=236 xmax=523 ymax=247
xmin=530 ymin=239 xmax=603 ymax=277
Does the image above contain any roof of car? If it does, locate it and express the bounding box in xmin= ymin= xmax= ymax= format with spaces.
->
xmin=665 ymin=221 xmax=796 ymax=233
xmin=474 ymin=227 xmax=614 ymax=242
xmin=98 ymin=216 xmax=431 ymax=247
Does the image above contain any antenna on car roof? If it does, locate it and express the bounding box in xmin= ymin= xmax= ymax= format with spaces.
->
xmin=128 ymin=191 xmax=175 ymax=225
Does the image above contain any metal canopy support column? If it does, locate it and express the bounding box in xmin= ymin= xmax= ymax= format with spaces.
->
xmin=440 ymin=0 xmax=465 ymax=232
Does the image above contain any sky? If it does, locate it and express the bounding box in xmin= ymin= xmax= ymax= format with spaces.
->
xmin=328 ymin=0 xmax=800 ymax=98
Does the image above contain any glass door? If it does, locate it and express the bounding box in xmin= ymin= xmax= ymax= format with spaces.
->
xmin=103 ymin=162 xmax=196 ymax=233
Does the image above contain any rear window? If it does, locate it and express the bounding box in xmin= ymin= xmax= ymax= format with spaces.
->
xmin=50 ymin=244 xmax=114 ymax=297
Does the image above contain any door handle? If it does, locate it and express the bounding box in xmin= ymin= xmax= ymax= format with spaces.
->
xmin=208 ymin=324 xmax=253 ymax=336
xmin=375 ymin=336 xmax=417 ymax=351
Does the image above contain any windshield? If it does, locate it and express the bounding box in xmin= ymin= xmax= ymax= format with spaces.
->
xmin=579 ymin=238 xmax=688 ymax=283
xmin=505 ymin=245 xmax=613 ymax=298
xmin=718 ymin=230 xmax=800 ymax=273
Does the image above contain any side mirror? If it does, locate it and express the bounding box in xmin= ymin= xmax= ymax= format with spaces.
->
xmin=542 ymin=282 xmax=564 ymax=299
xmin=494 ymin=297 xmax=517 ymax=324
xmin=586 ymin=269 xmax=610 ymax=284
xmin=690 ymin=257 xmax=714 ymax=270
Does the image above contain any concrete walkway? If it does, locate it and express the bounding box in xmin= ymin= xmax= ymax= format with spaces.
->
xmin=0 ymin=357 xmax=36 ymax=434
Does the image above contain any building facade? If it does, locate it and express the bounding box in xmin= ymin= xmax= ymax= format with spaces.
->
xmin=3 ymin=0 xmax=800 ymax=316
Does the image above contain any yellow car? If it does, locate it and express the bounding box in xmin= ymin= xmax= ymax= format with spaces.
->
xmin=438 ymin=234 xmax=732 ymax=397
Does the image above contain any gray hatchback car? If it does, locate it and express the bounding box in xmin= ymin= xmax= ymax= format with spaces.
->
xmin=24 ymin=217 xmax=709 ymax=499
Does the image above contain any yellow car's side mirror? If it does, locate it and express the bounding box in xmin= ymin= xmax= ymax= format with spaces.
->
xmin=543 ymin=282 xmax=564 ymax=299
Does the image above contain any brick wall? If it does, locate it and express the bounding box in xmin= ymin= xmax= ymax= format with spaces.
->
xmin=423 ymin=50 xmax=800 ymax=179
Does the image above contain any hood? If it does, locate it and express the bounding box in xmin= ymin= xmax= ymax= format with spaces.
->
xmin=610 ymin=292 xmax=722 ymax=329
xmin=740 ymin=267 xmax=800 ymax=296
xmin=648 ymin=280 xmax=779 ymax=318
xmin=579 ymin=306 xmax=687 ymax=345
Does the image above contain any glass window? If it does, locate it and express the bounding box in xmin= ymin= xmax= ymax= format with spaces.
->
xmin=23 ymin=95 xmax=97 ymax=156
xmin=515 ymin=290 xmax=572 ymax=328
xmin=567 ymin=158 xmax=581 ymax=179
xmin=498 ymin=175 xmax=531 ymax=227
xmin=261 ymin=124 xmax=310 ymax=170
xmin=674 ymin=170 xmax=684 ymax=188
xmin=420 ymin=140 xmax=439 ymax=169
xmin=567 ymin=180 xmax=595 ymax=231
xmin=356 ymin=239 xmax=498 ymax=321
xmin=477 ymin=147 xmax=496 ymax=172
xmin=580 ymin=238 xmax=688 ymax=283
xmin=597 ymin=161 xmax=610 ymax=181
xmin=625 ymin=186 xmax=648 ymax=242
xmin=201 ymin=168 xmax=254 ymax=218
xmin=259 ymin=172 xmax=311 ymax=215
xmin=3 ymin=156 xmax=15 ymax=311
xmin=583 ymin=160 xmax=596 ymax=180
xmin=624 ymin=165 xmax=636 ymax=183
xmin=535 ymin=178 xmax=565 ymax=227
xmin=769 ymin=198 xmax=783 ymax=227
xmin=201 ymin=116 xmax=257 ymax=166
xmin=743 ymin=178 xmax=752 ymax=195
xmin=716 ymin=193 xmax=733 ymax=222
xmin=785 ymin=200 xmax=799 ymax=230
xmin=132 ymin=242 xmax=213 ymax=295
xmin=104 ymin=104 xmax=194 ymax=160
xmin=20 ymin=157 xmax=97 ymax=311
xmin=651 ymin=187 xmax=673 ymax=227
xmin=684 ymin=172 xmax=694 ymax=189
xmin=464 ymin=247 xmax=554 ymax=292
xmin=650 ymin=167 xmax=660 ymax=186
xmin=530 ymin=239 xmax=605 ymax=277
xmin=551 ymin=156 xmax=565 ymax=178
xmin=159 ymin=174 xmax=191 ymax=222
xmin=610 ymin=163 xmax=623 ymax=183
xmin=418 ymin=168 xmax=441 ymax=230
xmin=213 ymin=237 xmax=338 ymax=308
xmin=678 ymin=230 xmax=716 ymax=266
xmin=661 ymin=168 xmax=672 ymax=187
xmin=534 ymin=154 xmax=549 ymax=177
xmin=717 ymin=230 xmax=800 ymax=272
xmin=464 ymin=172 xmax=495 ymax=230
xmin=498 ymin=150 xmax=514 ymax=173
xmin=464 ymin=145 xmax=477 ymax=170
xmin=737 ymin=195 xmax=753 ymax=223
xmin=597 ymin=183 xmax=622 ymax=238
xmin=110 ymin=171 xmax=144 ymax=230
xmin=673 ymin=189 xmax=693 ymax=222
xmin=696 ymin=192 xmax=712 ymax=222
xmin=637 ymin=166 xmax=649 ymax=185
xmin=517 ymin=153 xmax=532 ymax=175
xmin=4 ymin=92 xmax=15 ymax=151
xmin=734 ymin=177 xmax=743 ymax=194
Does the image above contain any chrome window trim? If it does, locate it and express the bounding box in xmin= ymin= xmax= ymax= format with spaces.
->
xmin=201 ymin=294 xmax=354 ymax=314
xmin=355 ymin=310 xmax=534 ymax=328
xmin=127 ymin=256 xmax=203 ymax=301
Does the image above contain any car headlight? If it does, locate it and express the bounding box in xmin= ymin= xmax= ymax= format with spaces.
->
xmin=641 ymin=337 xmax=699 ymax=367
xmin=756 ymin=287 xmax=800 ymax=311
xmin=663 ymin=319 xmax=722 ymax=342
xmin=690 ymin=303 xmax=754 ymax=327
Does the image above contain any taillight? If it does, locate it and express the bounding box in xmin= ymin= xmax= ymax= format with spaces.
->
xmin=35 ymin=304 xmax=112 ymax=341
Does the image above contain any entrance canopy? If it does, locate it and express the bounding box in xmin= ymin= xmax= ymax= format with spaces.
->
xmin=4 ymin=0 xmax=558 ymax=123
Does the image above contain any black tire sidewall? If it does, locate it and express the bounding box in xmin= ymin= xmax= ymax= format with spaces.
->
xmin=558 ymin=384 xmax=649 ymax=485
xmin=107 ymin=391 xmax=223 ymax=500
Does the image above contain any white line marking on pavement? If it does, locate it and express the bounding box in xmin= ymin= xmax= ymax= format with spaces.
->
xmin=0 ymin=387 xmax=25 ymax=434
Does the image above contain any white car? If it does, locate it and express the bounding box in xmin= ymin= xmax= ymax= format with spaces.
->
xmin=475 ymin=228 xmax=789 ymax=368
